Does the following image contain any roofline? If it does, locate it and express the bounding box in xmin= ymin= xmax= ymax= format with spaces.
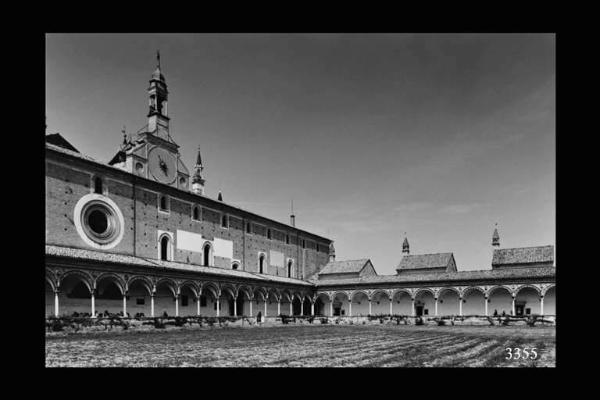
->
xmin=493 ymin=245 xmax=554 ymax=251
xmin=46 ymin=144 xmax=332 ymax=243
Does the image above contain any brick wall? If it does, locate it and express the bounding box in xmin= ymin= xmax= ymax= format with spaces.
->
xmin=46 ymin=150 xmax=332 ymax=279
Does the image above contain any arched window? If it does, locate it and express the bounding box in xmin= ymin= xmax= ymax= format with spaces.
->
xmin=221 ymin=214 xmax=228 ymax=228
xmin=160 ymin=235 xmax=170 ymax=261
xmin=302 ymin=239 xmax=306 ymax=249
xmin=286 ymin=235 xmax=290 ymax=245
xmin=192 ymin=206 xmax=200 ymax=221
xmin=94 ymin=176 xmax=103 ymax=194
xmin=246 ymin=222 xmax=252 ymax=234
xmin=267 ymin=229 xmax=271 ymax=239
xmin=232 ymin=262 xmax=239 ymax=270
xmin=259 ymin=254 xmax=265 ymax=274
xmin=203 ymin=243 xmax=212 ymax=266
xmin=287 ymin=260 xmax=293 ymax=278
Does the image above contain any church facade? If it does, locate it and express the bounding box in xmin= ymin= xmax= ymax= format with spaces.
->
xmin=45 ymin=57 xmax=556 ymax=320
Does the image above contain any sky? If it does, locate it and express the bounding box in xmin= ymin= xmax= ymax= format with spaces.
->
xmin=45 ymin=33 xmax=555 ymax=274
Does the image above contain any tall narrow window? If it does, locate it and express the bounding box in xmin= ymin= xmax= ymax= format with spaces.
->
xmin=287 ymin=260 xmax=293 ymax=278
xmin=160 ymin=235 xmax=170 ymax=261
xmin=159 ymin=195 xmax=168 ymax=211
xmin=203 ymin=243 xmax=211 ymax=266
xmin=267 ymin=229 xmax=271 ymax=239
xmin=192 ymin=206 xmax=200 ymax=221
xmin=221 ymin=214 xmax=228 ymax=228
xmin=94 ymin=176 xmax=103 ymax=194
xmin=259 ymin=254 xmax=265 ymax=274
xmin=246 ymin=222 xmax=252 ymax=234
xmin=285 ymin=235 xmax=290 ymax=245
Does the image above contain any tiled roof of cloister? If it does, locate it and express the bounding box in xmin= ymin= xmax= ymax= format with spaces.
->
xmin=315 ymin=266 xmax=556 ymax=287
xmin=46 ymin=245 xmax=313 ymax=286
xmin=396 ymin=253 xmax=454 ymax=271
xmin=319 ymin=259 xmax=371 ymax=275
xmin=492 ymin=245 xmax=554 ymax=266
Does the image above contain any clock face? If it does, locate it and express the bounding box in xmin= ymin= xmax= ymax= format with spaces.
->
xmin=148 ymin=147 xmax=177 ymax=184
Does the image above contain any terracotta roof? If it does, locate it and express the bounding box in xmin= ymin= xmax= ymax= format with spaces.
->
xmin=316 ymin=266 xmax=555 ymax=287
xmin=396 ymin=253 xmax=453 ymax=271
xmin=46 ymin=245 xmax=313 ymax=286
xmin=492 ymin=246 xmax=554 ymax=266
xmin=319 ymin=259 xmax=370 ymax=275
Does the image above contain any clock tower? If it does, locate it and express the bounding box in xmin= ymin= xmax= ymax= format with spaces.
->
xmin=109 ymin=52 xmax=190 ymax=191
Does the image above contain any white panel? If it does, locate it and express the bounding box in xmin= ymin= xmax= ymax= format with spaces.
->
xmin=270 ymin=250 xmax=284 ymax=267
xmin=214 ymin=237 xmax=233 ymax=259
xmin=176 ymin=230 xmax=204 ymax=252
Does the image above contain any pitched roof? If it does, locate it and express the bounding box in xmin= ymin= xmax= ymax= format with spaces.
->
xmin=318 ymin=259 xmax=371 ymax=275
xmin=46 ymin=245 xmax=313 ymax=286
xmin=316 ymin=266 xmax=555 ymax=287
xmin=45 ymin=133 xmax=79 ymax=153
xmin=492 ymin=245 xmax=554 ymax=266
xmin=396 ymin=253 xmax=453 ymax=271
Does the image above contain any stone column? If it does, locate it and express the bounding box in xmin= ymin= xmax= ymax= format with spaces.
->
xmin=540 ymin=295 xmax=544 ymax=315
xmin=54 ymin=291 xmax=60 ymax=317
xmin=233 ymin=296 xmax=238 ymax=317
xmin=150 ymin=294 xmax=155 ymax=317
xmin=348 ymin=301 xmax=352 ymax=317
xmin=368 ymin=300 xmax=372 ymax=316
xmin=330 ymin=301 xmax=334 ymax=317
xmin=459 ymin=297 xmax=463 ymax=316
xmin=511 ymin=295 xmax=516 ymax=316
xmin=91 ymin=290 xmax=96 ymax=318
xmin=289 ymin=301 xmax=292 ymax=316
xmin=311 ymin=302 xmax=315 ymax=316
xmin=197 ymin=296 xmax=201 ymax=316
xmin=249 ymin=299 xmax=253 ymax=317
xmin=389 ymin=297 xmax=393 ymax=316
xmin=434 ymin=297 xmax=438 ymax=316
xmin=123 ymin=294 xmax=127 ymax=317
xmin=277 ymin=300 xmax=281 ymax=316
xmin=216 ymin=297 xmax=220 ymax=317
xmin=484 ymin=296 xmax=489 ymax=316
xmin=411 ymin=297 xmax=415 ymax=317
xmin=175 ymin=295 xmax=179 ymax=317
xmin=300 ymin=300 xmax=304 ymax=316
xmin=264 ymin=299 xmax=268 ymax=317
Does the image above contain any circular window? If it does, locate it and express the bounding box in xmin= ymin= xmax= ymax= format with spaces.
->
xmin=74 ymin=194 xmax=124 ymax=249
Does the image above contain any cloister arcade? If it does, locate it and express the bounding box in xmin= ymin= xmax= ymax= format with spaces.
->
xmin=314 ymin=283 xmax=555 ymax=317
xmin=45 ymin=268 xmax=316 ymax=318
xmin=46 ymin=268 xmax=555 ymax=318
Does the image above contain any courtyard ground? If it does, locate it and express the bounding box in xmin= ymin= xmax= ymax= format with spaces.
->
xmin=45 ymin=324 xmax=555 ymax=367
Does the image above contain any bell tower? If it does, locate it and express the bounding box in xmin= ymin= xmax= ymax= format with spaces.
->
xmin=147 ymin=51 xmax=170 ymax=142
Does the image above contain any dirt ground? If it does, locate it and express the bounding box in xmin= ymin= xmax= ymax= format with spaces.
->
xmin=45 ymin=324 xmax=555 ymax=367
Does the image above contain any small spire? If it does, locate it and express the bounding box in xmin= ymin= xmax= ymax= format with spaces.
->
xmin=156 ymin=50 xmax=161 ymax=69
xmin=492 ymin=223 xmax=500 ymax=247
xmin=290 ymin=199 xmax=296 ymax=227
xmin=328 ymin=241 xmax=336 ymax=262
xmin=402 ymin=233 xmax=410 ymax=255
xmin=218 ymin=191 xmax=223 ymax=201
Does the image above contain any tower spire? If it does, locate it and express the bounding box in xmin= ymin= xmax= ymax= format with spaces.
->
xmin=156 ymin=50 xmax=161 ymax=69
xmin=191 ymin=145 xmax=205 ymax=196
xmin=147 ymin=52 xmax=170 ymax=141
